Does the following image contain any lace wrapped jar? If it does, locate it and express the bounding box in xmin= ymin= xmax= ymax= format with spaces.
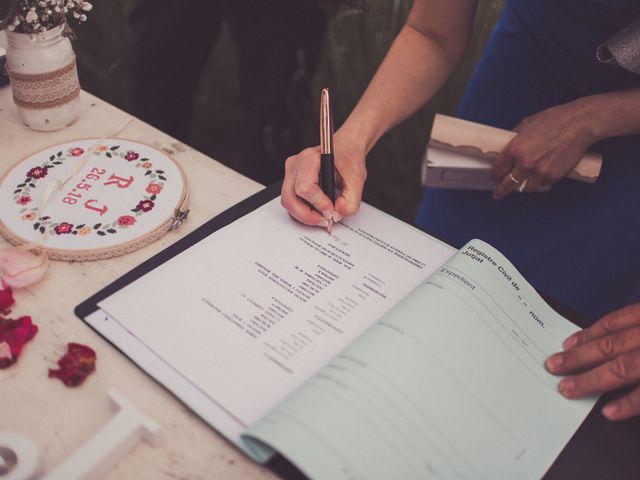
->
xmin=5 ymin=24 xmax=81 ymax=131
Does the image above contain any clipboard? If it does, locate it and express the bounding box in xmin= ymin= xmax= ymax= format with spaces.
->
xmin=74 ymin=182 xmax=298 ymax=459
xmin=75 ymin=182 xmax=281 ymax=318
xmin=74 ymin=180 xmax=640 ymax=480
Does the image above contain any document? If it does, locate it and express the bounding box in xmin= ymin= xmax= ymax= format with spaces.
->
xmin=99 ymin=199 xmax=454 ymax=432
xmin=244 ymin=240 xmax=594 ymax=479
xmin=97 ymin=198 xmax=596 ymax=479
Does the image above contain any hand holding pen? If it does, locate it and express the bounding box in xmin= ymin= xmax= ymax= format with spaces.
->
xmin=280 ymin=88 xmax=368 ymax=230
xmin=320 ymin=88 xmax=336 ymax=233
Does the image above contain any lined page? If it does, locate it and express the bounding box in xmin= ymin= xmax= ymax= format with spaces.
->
xmin=245 ymin=240 xmax=596 ymax=479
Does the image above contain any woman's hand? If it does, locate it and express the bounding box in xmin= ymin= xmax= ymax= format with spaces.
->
xmin=546 ymin=304 xmax=640 ymax=421
xmin=280 ymin=132 xmax=367 ymax=227
xmin=492 ymin=100 xmax=598 ymax=199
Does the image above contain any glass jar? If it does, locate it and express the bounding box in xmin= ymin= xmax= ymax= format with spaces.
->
xmin=5 ymin=24 xmax=81 ymax=131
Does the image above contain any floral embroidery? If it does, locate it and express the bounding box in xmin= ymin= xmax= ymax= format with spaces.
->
xmin=145 ymin=183 xmax=163 ymax=195
xmin=27 ymin=166 xmax=49 ymax=179
xmin=54 ymin=222 xmax=74 ymax=235
xmin=14 ymin=150 xmax=66 ymax=204
xmin=124 ymin=151 xmax=139 ymax=161
xmin=134 ymin=199 xmax=155 ymax=213
xmin=117 ymin=215 xmax=136 ymax=227
xmin=19 ymin=143 xmax=171 ymax=239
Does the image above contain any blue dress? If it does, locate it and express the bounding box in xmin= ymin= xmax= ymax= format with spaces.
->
xmin=416 ymin=0 xmax=640 ymax=322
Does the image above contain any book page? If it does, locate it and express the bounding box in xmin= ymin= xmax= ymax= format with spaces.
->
xmin=245 ymin=239 xmax=596 ymax=479
xmin=98 ymin=198 xmax=454 ymax=447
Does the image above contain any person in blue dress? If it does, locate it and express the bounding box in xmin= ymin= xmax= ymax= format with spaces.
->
xmin=281 ymin=0 xmax=640 ymax=420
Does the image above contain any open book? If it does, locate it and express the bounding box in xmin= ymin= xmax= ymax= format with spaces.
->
xmin=92 ymin=197 xmax=595 ymax=479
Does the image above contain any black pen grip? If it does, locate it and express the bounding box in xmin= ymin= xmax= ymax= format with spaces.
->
xmin=320 ymin=153 xmax=336 ymax=203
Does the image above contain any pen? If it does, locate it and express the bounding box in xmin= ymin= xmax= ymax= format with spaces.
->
xmin=320 ymin=88 xmax=336 ymax=234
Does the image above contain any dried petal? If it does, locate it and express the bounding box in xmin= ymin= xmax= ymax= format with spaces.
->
xmin=0 ymin=287 xmax=15 ymax=312
xmin=0 ymin=247 xmax=48 ymax=288
xmin=48 ymin=342 xmax=96 ymax=387
xmin=0 ymin=316 xmax=38 ymax=369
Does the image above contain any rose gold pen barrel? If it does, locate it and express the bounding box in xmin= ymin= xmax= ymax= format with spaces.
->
xmin=320 ymin=88 xmax=335 ymax=234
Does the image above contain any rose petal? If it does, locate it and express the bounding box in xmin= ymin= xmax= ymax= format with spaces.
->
xmin=0 ymin=286 xmax=14 ymax=311
xmin=0 ymin=247 xmax=48 ymax=288
xmin=0 ymin=315 xmax=38 ymax=369
xmin=0 ymin=341 xmax=12 ymax=363
xmin=48 ymin=342 xmax=96 ymax=387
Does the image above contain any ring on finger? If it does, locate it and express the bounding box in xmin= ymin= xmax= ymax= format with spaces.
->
xmin=508 ymin=172 xmax=522 ymax=185
xmin=518 ymin=178 xmax=528 ymax=193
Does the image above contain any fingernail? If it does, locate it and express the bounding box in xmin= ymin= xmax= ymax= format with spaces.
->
xmin=321 ymin=210 xmax=332 ymax=220
xmin=602 ymin=404 xmax=620 ymax=420
xmin=546 ymin=354 xmax=564 ymax=372
xmin=332 ymin=212 xmax=343 ymax=222
xmin=316 ymin=219 xmax=329 ymax=227
xmin=563 ymin=335 xmax=577 ymax=350
xmin=559 ymin=379 xmax=575 ymax=397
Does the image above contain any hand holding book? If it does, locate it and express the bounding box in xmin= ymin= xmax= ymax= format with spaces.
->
xmin=491 ymin=101 xmax=604 ymax=199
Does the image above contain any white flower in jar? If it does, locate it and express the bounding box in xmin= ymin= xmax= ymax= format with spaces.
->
xmin=25 ymin=8 xmax=39 ymax=24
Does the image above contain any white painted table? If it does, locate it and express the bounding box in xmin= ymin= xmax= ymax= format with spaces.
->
xmin=0 ymin=87 xmax=280 ymax=480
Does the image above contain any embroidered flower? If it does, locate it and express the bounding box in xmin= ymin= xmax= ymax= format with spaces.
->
xmin=54 ymin=222 xmax=74 ymax=235
xmin=136 ymin=199 xmax=155 ymax=212
xmin=48 ymin=343 xmax=96 ymax=387
xmin=69 ymin=147 xmax=84 ymax=157
xmin=77 ymin=226 xmax=92 ymax=236
xmin=21 ymin=212 xmax=37 ymax=221
xmin=27 ymin=166 xmax=48 ymax=179
xmin=16 ymin=196 xmax=32 ymax=205
xmin=142 ymin=161 xmax=153 ymax=169
xmin=117 ymin=215 xmax=136 ymax=227
xmin=97 ymin=145 xmax=109 ymax=152
xmin=145 ymin=183 xmax=163 ymax=195
xmin=125 ymin=151 xmax=139 ymax=161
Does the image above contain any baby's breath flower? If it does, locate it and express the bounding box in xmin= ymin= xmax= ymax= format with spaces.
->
xmin=5 ymin=0 xmax=96 ymax=34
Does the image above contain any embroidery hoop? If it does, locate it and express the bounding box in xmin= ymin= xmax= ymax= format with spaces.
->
xmin=0 ymin=138 xmax=189 ymax=261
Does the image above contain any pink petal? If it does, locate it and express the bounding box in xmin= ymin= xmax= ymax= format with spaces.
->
xmin=0 ymin=247 xmax=49 ymax=288
xmin=0 ymin=316 xmax=38 ymax=369
xmin=49 ymin=342 xmax=96 ymax=387
xmin=0 ymin=286 xmax=14 ymax=311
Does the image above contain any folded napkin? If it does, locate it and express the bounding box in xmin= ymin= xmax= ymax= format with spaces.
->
xmin=597 ymin=17 xmax=640 ymax=75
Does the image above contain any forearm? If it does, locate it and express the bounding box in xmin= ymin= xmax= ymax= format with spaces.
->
xmin=337 ymin=0 xmax=478 ymax=154
xmin=576 ymin=87 xmax=640 ymax=142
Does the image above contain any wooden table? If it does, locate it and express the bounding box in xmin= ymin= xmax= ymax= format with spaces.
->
xmin=0 ymin=87 xmax=280 ymax=480
xmin=2 ymin=86 xmax=640 ymax=480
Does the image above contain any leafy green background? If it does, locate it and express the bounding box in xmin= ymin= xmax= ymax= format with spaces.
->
xmin=73 ymin=0 xmax=504 ymax=222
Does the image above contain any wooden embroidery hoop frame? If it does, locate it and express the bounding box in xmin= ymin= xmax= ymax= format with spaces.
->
xmin=0 ymin=138 xmax=189 ymax=261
